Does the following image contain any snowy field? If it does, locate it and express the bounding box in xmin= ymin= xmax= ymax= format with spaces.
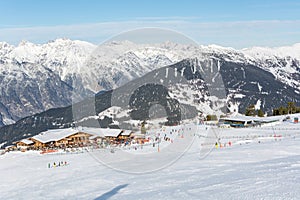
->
xmin=1 ymin=122 xmax=300 ymax=200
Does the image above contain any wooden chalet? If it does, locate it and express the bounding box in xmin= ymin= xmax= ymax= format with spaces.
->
xmin=118 ymin=130 xmax=134 ymax=140
xmin=12 ymin=127 xmax=137 ymax=151
xmin=14 ymin=139 xmax=34 ymax=149
xmin=4 ymin=145 xmax=16 ymax=152
xmin=29 ymin=128 xmax=92 ymax=149
xmin=76 ymin=127 xmax=135 ymax=145
xmin=84 ymin=128 xmax=134 ymax=143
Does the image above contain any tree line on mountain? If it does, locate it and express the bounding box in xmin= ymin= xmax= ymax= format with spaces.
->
xmin=272 ymin=102 xmax=300 ymax=116
xmin=204 ymin=102 xmax=300 ymax=121
xmin=244 ymin=105 xmax=264 ymax=117
xmin=244 ymin=102 xmax=300 ymax=117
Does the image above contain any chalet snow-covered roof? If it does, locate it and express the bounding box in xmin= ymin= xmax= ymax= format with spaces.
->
xmin=131 ymin=133 xmax=146 ymax=139
xmin=5 ymin=145 xmax=15 ymax=149
xmin=18 ymin=139 xmax=34 ymax=145
xmin=31 ymin=127 xmax=133 ymax=144
xmin=89 ymin=135 xmax=102 ymax=140
xmin=121 ymin=130 xmax=133 ymax=136
xmin=32 ymin=128 xmax=79 ymax=143
xmin=78 ymin=127 xmax=122 ymax=137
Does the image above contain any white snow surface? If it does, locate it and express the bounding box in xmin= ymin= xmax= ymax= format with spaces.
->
xmin=243 ymin=43 xmax=300 ymax=61
xmin=1 ymin=120 xmax=300 ymax=199
xmin=254 ymin=99 xmax=262 ymax=110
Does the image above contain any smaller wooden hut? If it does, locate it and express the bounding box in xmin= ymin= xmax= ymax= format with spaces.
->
xmin=14 ymin=139 xmax=34 ymax=150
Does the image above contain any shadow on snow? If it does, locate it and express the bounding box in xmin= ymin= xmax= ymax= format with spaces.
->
xmin=94 ymin=184 xmax=129 ymax=200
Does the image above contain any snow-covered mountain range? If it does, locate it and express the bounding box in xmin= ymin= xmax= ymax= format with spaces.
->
xmin=0 ymin=38 xmax=300 ymax=127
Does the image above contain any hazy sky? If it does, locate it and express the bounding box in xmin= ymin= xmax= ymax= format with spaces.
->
xmin=1 ymin=0 xmax=300 ymax=48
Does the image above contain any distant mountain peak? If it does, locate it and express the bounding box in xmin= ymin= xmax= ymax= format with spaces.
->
xmin=0 ymin=38 xmax=300 ymax=127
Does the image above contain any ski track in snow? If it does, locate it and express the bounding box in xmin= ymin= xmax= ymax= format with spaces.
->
xmin=1 ymin=122 xmax=300 ymax=200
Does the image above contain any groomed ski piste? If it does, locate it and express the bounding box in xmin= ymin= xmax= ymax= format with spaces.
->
xmin=1 ymin=114 xmax=300 ymax=199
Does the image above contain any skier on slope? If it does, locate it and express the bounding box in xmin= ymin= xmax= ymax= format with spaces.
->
xmin=215 ymin=142 xmax=218 ymax=149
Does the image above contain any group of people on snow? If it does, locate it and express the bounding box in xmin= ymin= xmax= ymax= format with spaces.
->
xmin=48 ymin=161 xmax=68 ymax=168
